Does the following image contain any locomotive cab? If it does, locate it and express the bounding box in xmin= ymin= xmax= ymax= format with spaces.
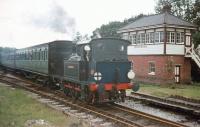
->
xmin=86 ymin=38 xmax=138 ymax=103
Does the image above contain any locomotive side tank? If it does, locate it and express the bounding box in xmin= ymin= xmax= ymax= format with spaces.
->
xmin=62 ymin=38 xmax=137 ymax=103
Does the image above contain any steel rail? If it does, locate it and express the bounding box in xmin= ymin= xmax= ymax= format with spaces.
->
xmin=112 ymin=104 xmax=187 ymax=127
xmin=0 ymin=74 xmax=187 ymax=127
xmin=0 ymin=74 xmax=139 ymax=127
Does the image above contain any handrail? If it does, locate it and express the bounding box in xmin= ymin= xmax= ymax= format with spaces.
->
xmin=194 ymin=48 xmax=200 ymax=57
xmin=191 ymin=47 xmax=200 ymax=68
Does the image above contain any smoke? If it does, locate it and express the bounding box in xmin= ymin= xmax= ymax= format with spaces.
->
xmin=31 ymin=3 xmax=76 ymax=34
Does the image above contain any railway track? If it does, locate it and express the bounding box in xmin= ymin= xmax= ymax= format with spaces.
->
xmin=128 ymin=92 xmax=200 ymax=117
xmin=0 ymin=73 xmax=187 ymax=127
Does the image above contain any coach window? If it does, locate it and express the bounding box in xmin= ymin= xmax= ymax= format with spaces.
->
xmin=44 ymin=50 xmax=45 ymax=60
xmin=31 ymin=51 xmax=33 ymax=60
xmin=18 ymin=53 xmax=20 ymax=60
xmin=21 ymin=52 xmax=24 ymax=60
xmin=25 ymin=51 xmax=27 ymax=60
xmin=31 ymin=50 xmax=33 ymax=60
xmin=34 ymin=50 xmax=37 ymax=60
xmin=22 ymin=52 xmax=24 ymax=60
xmin=21 ymin=52 xmax=22 ymax=60
xmin=28 ymin=51 xmax=30 ymax=60
xmin=40 ymin=50 xmax=42 ymax=60
xmin=35 ymin=49 xmax=38 ymax=60
xmin=44 ymin=49 xmax=46 ymax=60
xmin=43 ymin=50 xmax=45 ymax=60
xmin=37 ymin=49 xmax=39 ymax=60
xmin=32 ymin=50 xmax=34 ymax=60
xmin=20 ymin=52 xmax=22 ymax=60
xmin=23 ymin=52 xmax=25 ymax=60
xmin=41 ymin=49 xmax=43 ymax=60
xmin=44 ymin=48 xmax=46 ymax=60
xmin=27 ymin=51 xmax=30 ymax=60
xmin=148 ymin=62 xmax=155 ymax=75
xmin=35 ymin=50 xmax=37 ymax=60
xmin=26 ymin=51 xmax=28 ymax=60
xmin=38 ymin=49 xmax=40 ymax=60
xmin=24 ymin=52 xmax=26 ymax=60
xmin=16 ymin=53 xmax=18 ymax=60
xmin=42 ymin=50 xmax=44 ymax=60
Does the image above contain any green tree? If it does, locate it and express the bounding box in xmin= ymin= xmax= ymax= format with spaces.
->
xmin=155 ymin=0 xmax=194 ymax=21
xmin=191 ymin=0 xmax=200 ymax=48
xmin=73 ymin=32 xmax=82 ymax=43
xmin=91 ymin=21 xmax=123 ymax=39
xmin=190 ymin=0 xmax=200 ymax=27
xmin=91 ymin=14 xmax=144 ymax=38
xmin=73 ymin=32 xmax=90 ymax=44
xmin=193 ymin=32 xmax=200 ymax=48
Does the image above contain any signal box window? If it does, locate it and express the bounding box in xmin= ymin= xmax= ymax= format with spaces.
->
xmin=148 ymin=62 xmax=155 ymax=75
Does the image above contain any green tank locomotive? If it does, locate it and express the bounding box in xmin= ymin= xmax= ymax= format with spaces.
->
xmin=61 ymin=38 xmax=139 ymax=104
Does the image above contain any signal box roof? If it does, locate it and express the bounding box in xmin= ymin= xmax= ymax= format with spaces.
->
xmin=118 ymin=12 xmax=196 ymax=32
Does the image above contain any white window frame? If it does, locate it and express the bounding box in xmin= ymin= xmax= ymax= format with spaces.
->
xmin=145 ymin=33 xmax=150 ymax=44
xmin=141 ymin=33 xmax=145 ymax=43
xmin=167 ymin=32 xmax=175 ymax=44
xmin=149 ymin=32 xmax=154 ymax=44
xmin=159 ymin=31 xmax=164 ymax=43
xmin=148 ymin=61 xmax=156 ymax=75
xmin=129 ymin=34 xmax=136 ymax=45
xmin=137 ymin=34 xmax=141 ymax=44
xmin=180 ymin=32 xmax=184 ymax=44
xmin=155 ymin=32 xmax=160 ymax=43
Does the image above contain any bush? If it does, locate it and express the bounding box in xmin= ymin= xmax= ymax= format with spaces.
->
xmin=193 ymin=32 xmax=200 ymax=48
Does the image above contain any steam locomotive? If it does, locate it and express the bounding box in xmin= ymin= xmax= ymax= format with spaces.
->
xmin=0 ymin=38 xmax=139 ymax=104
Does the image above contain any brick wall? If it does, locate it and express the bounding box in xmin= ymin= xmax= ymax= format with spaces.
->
xmin=128 ymin=55 xmax=191 ymax=84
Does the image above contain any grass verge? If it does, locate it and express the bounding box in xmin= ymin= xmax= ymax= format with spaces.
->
xmin=137 ymin=83 xmax=200 ymax=99
xmin=0 ymin=83 xmax=85 ymax=127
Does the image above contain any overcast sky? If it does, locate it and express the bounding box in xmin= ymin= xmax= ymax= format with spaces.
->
xmin=0 ymin=0 xmax=156 ymax=48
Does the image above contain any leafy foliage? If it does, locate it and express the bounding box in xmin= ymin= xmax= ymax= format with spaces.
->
xmin=155 ymin=0 xmax=194 ymax=21
xmin=190 ymin=0 xmax=200 ymax=27
xmin=92 ymin=21 xmax=123 ymax=38
xmin=73 ymin=32 xmax=90 ymax=44
xmin=193 ymin=32 xmax=200 ymax=48
xmin=192 ymin=0 xmax=200 ymax=48
xmin=91 ymin=14 xmax=144 ymax=38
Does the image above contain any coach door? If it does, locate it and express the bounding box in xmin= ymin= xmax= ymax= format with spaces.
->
xmin=174 ymin=65 xmax=181 ymax=83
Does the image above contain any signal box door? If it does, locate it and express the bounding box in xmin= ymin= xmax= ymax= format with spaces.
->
xmin=174 ymin=65 xmax=181 ymax=83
